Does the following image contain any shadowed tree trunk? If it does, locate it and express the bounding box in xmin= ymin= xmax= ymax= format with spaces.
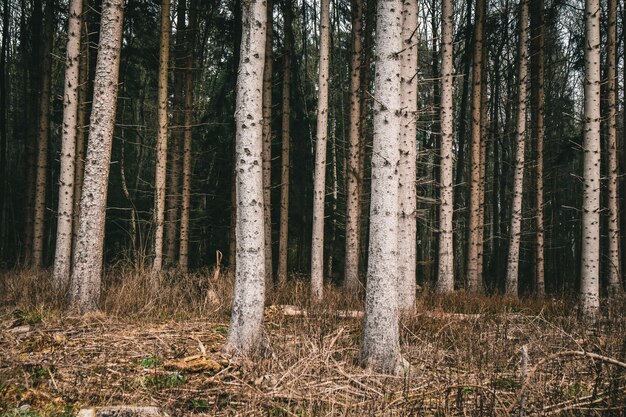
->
xmin=68 ymin=0 xmax=125 ymax=313
xmin=262 ymin=0 xmax=274 ymax=290
xmin=152 ymin=0 xmax=172 ymax=275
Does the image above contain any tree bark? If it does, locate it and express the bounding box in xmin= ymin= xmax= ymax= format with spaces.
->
xmin=466 ymin=0 xmax=486 ymax=292
xmin=437 ymin=0 xmax=454 ymax=293
xmin=310 ymin=0 xmax=330 ymax=303
xmin=32 ymin=1 xmax=54 ymax=269
xmin=262 ymin=0 xmax=274 ymax=290
xmin=152 ymin=0 xmax=172 ymax=275
xmin=606 ymin=0 xmax=621 ymax=295
xmin=505 ymin=0 xmax=529 ymax=297
xmin=68 ymin=0 xmax=125 ymax=313
xmin=360 ymin=0 xmax=406 ymax=375
xmin=53 ymin=0 xmax=84 ymax=291
xmin=179 ymin=0 xmax=198 ymax=273
xmin=397 ymin=0 xmax=418 ymax=310
xmin=344 ymin=0 xmax=364 ymax=291
xmin=277 ymin=0 xmax=293 ymax=286
xmin=530 ymin=0 xmax=545 ymax=297
xmin=224 ymin=0 xmax=267 ymax=357
xmin=580 ymin=0 xmax=601 ymax=318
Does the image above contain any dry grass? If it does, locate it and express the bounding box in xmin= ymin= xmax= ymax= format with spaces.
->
xmin=1 ymin=268 xmax=626 ymax=416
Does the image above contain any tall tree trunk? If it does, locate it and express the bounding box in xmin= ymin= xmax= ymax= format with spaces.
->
xmin=152 ymin=0 xmax=171 ymax=274
xmin=437 ymin=0 xmax=454 ymax=293
xmin=32 ymin=1 xmax=54 ymax=268
xmin=477 ymin=44 xmax=488 ymax=287
xmin=580 ymin=0 xmax=601 ymax=317
xmin=607 ymin=0 xmax=621 ymax=295
xmin=344 ymin=0 xmax=364 ymax=291
xmin=310 ymin=0 xmax=331 ymax=303
xmin=0 ymin=0 xmax=9 ymax=259
xmin=397 ymin=0 xmax=418 ymax=310
xmin=361 ymin=0 xmax=406 ymax=375
xmin=165 ymin=0 xmax=187 ymax=268
xmin=277 ymin=0 xmax=293 ymax=286
xmin=466 ymin=0 xmax=486 ymax=292
xmin=505 ymin=0 xmax=529 ymax=297
xmin=53 ymin=0 xmax=84 ymax=291
xmin=68 ymin=0 xmax=125 ymax=313
xmin=179 ymin=0 xmax=198 ymax=273
xmin=262 ymin=0 xmax=274 ymax=289
xmin=224 ymin=0 xmax=267 ymax=356
xmin=530 ymin=0 xmax=545 ymax=297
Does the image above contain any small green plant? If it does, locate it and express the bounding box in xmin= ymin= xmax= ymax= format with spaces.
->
xmin=134 ymin=371 xmax=186 ymax=390
xmin=139 ymin=355 xmax=163 ymax=368
xmin=189 ymin=399 xmax=210 ymax=410
xmin=215 ymin=326 xmax=228 ymax=335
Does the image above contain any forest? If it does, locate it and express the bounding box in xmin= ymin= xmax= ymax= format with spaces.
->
xmin=1 ymin=0 xmax=626 ymax=415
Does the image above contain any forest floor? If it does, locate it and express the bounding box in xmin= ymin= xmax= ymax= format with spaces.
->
xmin=1 ymin=269 xmax=626 ymax=416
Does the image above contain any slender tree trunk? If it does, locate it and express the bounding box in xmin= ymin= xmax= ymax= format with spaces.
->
xmin=152 ymin=0 xmax=171 ymax=274
xmin=310 ymin=0 xmax=330 ymax=303
xmin=437 ymin=0 xmax=454 ymax=293
xmin=32 ymin=1 xmax=54 ymax=268
xmin=179 ymin=0 xmax=197 ymax=273
xmin=262 ymin=0 xmax=274 ymax=289
xmin=397 ymin=0 xmax=418 ymax=310
xmin=580 ymin=0 xmax=601 ymax=318
xmin=607 ymin=0 xmax=621 ymax=295
xmin=530 ymin=0 xmax=545 ymax=297
xmin=224 ymin=0 xmax=267 ymax=356
xmin=477 ymin=45 xmax=488 ymax=286
xmin=344 ymin=0 xmax=364 ymax=291
xmin=505 ymin=0 xmax=529 ymax=297
xmin=466 ymin=0 xmax=486 ymax=292
xmin=53 ymin=0 xmax=84 ymax=291
xmin=361 ymin=0 xmax=406 ymax=375
xmin=68 ymin=0 xmax=125 ymax=313
xmin=0 ymin=0 xmax=9 ymax=259
xmin=277 ymin=0 xmax=293 ymax=286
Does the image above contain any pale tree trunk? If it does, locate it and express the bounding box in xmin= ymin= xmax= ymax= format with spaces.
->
xmin=152 ymin=0 xmax=171 ymax=274
xmin=68 ymin=0 xmax=124 ymax=313
xmin=530 ymin=0 xmax=545 ymax=297
xmin=344 ymin=0 xmax=364 ymax=291
xmin=262 ymin=0 xmax=273 ymax=290
xmin=179 ymin=0 xmax=197 ymax=273
xmin=580 ymin=0 xmax=601 ymax=318
xmin=466 ymin=0 xmax=485 ymax=292
xmin=437 ymin=0 xmax=454 ymax=293
xmin=53 ymin=0 xmax=84 ymax=291
xmin=607 ymin=0 xmax=621 ymax=295
xmin=505 ymin=0 xmax=529 ymax=297
xmin=310 ymin=0 xmax=330 ymax=303
xmin=277 ymin=0 xmax=293 ymax=286
xmin=224 ymin=0 xmax=267 ymax=356
xmin=32 ymin=1 xmax=54 ymax=269
xmin=397 ymin=0 xmax=418 ymax=311
xmin=477 ymin=43 xmax=488 ymax=284
xmin=361 ymin=0 xmax=406 ymax=375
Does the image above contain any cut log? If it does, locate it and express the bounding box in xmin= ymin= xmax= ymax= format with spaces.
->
xmin=76 ymin=406 xmax=168 ymax=417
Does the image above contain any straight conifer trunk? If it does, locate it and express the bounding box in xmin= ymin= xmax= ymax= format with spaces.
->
xmin=437 ymin=0 xmax=454 ymax=293
xmin=361 ymin=0 xmax=406 ymax=375
xmin=344 ymin=0 xmax=364 ymax=291
xmin=152 ymin=0 xmax=171 ymax=274
xmin=310 ymin=0 xmax=331 ymax=303
xmin=397 ymin=0 xmax=418 ymax=311
xmin=505 ymin=0 xmax=529 ymax=297
xmin=68 ymin=0 xmax=124 ymax=313
xmin=53 ymin=0 xmax=84 ymax=291
xmin=580 ymin=0 xmax=601 ymax=317
xmin=606 ymin=0 xmax=621 ymax=295
xmin=224 ymin=0 xmax=267 ymax=356
xmin=262 ymin=0 xmax=274 ymax=290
